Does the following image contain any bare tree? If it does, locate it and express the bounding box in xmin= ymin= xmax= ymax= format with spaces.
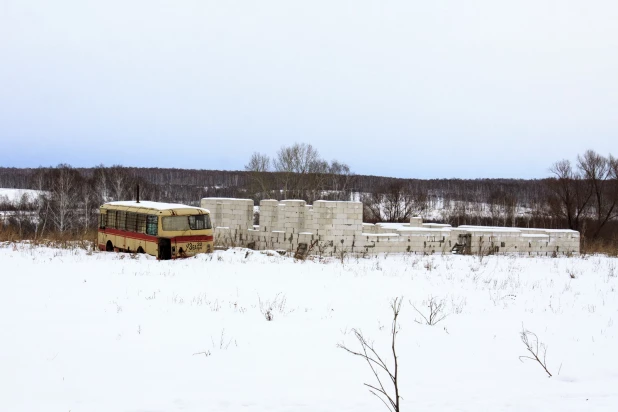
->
xmin=245 ymin=152 xmax=271 ymax=199
xmin=273 ymin=143 xmax=323 ymax=199
xmin=46 ymin=164 xmax=82 ymax=234
xmin=547 ymin=159 xmax=592 ymax=232
xmin=80 ymin=176 xmax=98 ymax=233
xmin=327 ymin=160 xmax=355 ymax=201
xmin=107 ymin=165 xmax=134 ymax=201
xmin=28 ymin=167 xmax=51 ymax=239
xmin=488 ymin=190 xmax=517 ymax=227
xmin=246 ymin=152 xmax=271 ymax=173
xmin=92 ymin=164 xmax=110 ymax=203
xmin=578 ymin=150 xmax=618 ymax=239
xmin=362 ymin=181 xmax=422 ymax=223
xmin=338 ymin=297 xmax=402 ymax=412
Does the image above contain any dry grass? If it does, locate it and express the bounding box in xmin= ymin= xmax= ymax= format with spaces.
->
xmin=0 ymin=228 xmax=98 ymax=250
xmin=582 ymin=239 xmax=618 ymax=257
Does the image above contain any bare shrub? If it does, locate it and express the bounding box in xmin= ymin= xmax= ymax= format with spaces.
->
xmin=567 ymin=268 xmax=577 ymax=279
xmin=608 ymin=261 xmax=616 ymax=278
xmin=450 ymin=295 xmax=467 ymax=315
xmin=337 ymin=240 xmax=349 ymax=264
xmin=258 ymin=293 xmax=288 ymax=321
xmin=519 ymin=326 xmax=553 ymax=377
xmin=476 ymin=236 xmax=494 ymax=263
xmin=212 ymin=328 xmax=236 ymax=350
xmin=411 ymin=296 xmax=447 ymax=326
xmin=338 ymin=297 xmax=402 ymax=412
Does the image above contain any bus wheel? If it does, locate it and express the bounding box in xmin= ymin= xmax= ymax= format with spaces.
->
xmin=137 ymin=247 xmax=145 ymax=254
xmin=106 ymin=241 xmax=114 ymax=252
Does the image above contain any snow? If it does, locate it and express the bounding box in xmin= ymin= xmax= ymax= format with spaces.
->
xmin=522 ymin=228 xmax=580 ymax=234
xmin=396 ymin=227 xmax=451 ymax=233
xmin=106 ymin=201 xmax=209 ymax=212
xmin=0 ymin=188 xmax=44 ymax=203
xmin=1 ymin=244 xmax=618 ymax=411
xmin=456 ymin=226 xmax=523 ymax=233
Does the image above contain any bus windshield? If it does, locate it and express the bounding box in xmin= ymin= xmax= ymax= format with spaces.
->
xmin=162 ymin=215 xmax=212 ymax=231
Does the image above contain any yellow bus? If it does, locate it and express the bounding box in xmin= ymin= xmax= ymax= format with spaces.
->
xmin=97 ymin=201 xmax=213 ymax=259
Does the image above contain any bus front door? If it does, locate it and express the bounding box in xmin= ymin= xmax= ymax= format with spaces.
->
xmin=158 ymin=238 xmax=172 ymax=260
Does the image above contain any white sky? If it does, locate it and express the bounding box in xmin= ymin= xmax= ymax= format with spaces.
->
xmin=0 ymin=0 xmax=616 ymax=178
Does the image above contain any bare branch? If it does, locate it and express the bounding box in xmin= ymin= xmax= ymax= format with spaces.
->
xmin=338 ymin=297 xmax=403 ymax=412
xmin=519 ymin=325 xmax=553 ymax=377
xmin=411 ymin=296 xmax=447 ymax=326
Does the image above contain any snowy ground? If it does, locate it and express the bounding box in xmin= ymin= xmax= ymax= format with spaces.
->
xmin=1 ymin=244 xmax=617 ymax=411
xmin=0 ymin=188 xmax=43 ymax=204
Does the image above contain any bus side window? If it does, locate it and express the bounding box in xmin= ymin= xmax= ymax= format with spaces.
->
xmin=117 ymin=211 xmax=127 ymax=231
xmin=99 ymin=213 xmax=107 ymax=229
xmin=126 ymin=212 xmax=137 ymax=232
xmin=137 ymin=214 xmax=147 ymax=234
xmin=146 ymin=215 xmax=158 ymax=236
xmin=107 ymin=211 xmax=117 ymax=229
xmin=188 ymin=215 xmax=211 ymax=230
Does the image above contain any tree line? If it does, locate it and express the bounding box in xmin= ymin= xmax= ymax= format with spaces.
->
xmin=0 ymin=147 xmax=616 ymax=249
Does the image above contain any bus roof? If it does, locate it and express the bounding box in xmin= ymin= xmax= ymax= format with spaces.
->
xmin=102 ymin=201 xmax=210 ymax=214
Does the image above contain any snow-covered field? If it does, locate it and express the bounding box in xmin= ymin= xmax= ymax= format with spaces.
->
xmin=1 ymin=244 xmax=617 ymax=411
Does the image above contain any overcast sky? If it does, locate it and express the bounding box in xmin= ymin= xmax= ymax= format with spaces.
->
xmin=1 ymin=0 xmax=616 ymax=179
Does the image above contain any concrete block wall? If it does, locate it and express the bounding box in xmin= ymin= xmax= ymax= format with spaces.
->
xmin=455 ymin=226 xmax=580 ymax=256
xmin=258 ymin=200 xmax=280 ymax=232
xmin=201 ymin=198 xmax=580 ymax=256
xmin=200 ymin=198 xmax=253 ymax=231
xmin=281 ymin=200 xmax=306 ymax=234
xmin=312 ymin=200 xmax=363 ymax=239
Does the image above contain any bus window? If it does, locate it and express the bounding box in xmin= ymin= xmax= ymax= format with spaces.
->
xmin=99 ymin=213 xmax=107 ymax=229
xmin=117 ymin=211 xmax=127 ymax=230
xmin=146 ymin=215 xmax=158 ymax=236
xmin=188 ymin=215 xmax=212 ymax=230
xmin=162 ymin=216 xmax=190 ymax=231
xmin=126 ymin=212 xmax=137 ymax=232
xmin=137 ymin=214 xmax=147 ymax=234
xmin=107 ymin=210 xmax=117 ymax=229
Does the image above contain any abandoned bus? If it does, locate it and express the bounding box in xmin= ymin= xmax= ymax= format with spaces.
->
xmin=97 ymin=201 xmax=213 ymax=259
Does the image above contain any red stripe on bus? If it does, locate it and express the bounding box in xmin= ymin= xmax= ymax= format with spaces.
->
xmin=172 ymin=235 xmax=214 ymax=242
xmin=99 ymin=228 xmax=159 ymax=242
xmin=99 ymin=228 xmax=213 ymax=243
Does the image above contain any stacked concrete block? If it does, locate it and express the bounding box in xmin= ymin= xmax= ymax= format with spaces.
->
xmin=313 ymin=200 xmax=362 ymax=232
xmin=258 ymin=199 xmax=280 ymax=232
xmin=200 ymin=198 xmax=254 ymax=248
xmin=362 ymin=223 xmax=378 ymax=234
xmin=304 ymin=205 xmax=315 ymax=233
xmin=258 ymin=230 xmax=288 ymax=251
xmin=456 ymin=226 xmax=580 ymax=256
xmin=201 ymin=198 xmax=580 ymax=256
xmin=520 ymin=228 xmax=580 ymax=255
xmin=423 ymin=223 xmax=451 ymax=229
xmin=394 ymin=227 xmax=451 ymax=254
xmin=200 ymin=198 xmax=253 ymax=231
xmin=309 ymin=201 xmax=363 ymax=254
xmin=281 ymin=200 xmax=306 ymax=234
xmin=452 ymin=227 xmax=519 ymax=255
xmin=410 ymin=216 xmax=423 ymax=227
